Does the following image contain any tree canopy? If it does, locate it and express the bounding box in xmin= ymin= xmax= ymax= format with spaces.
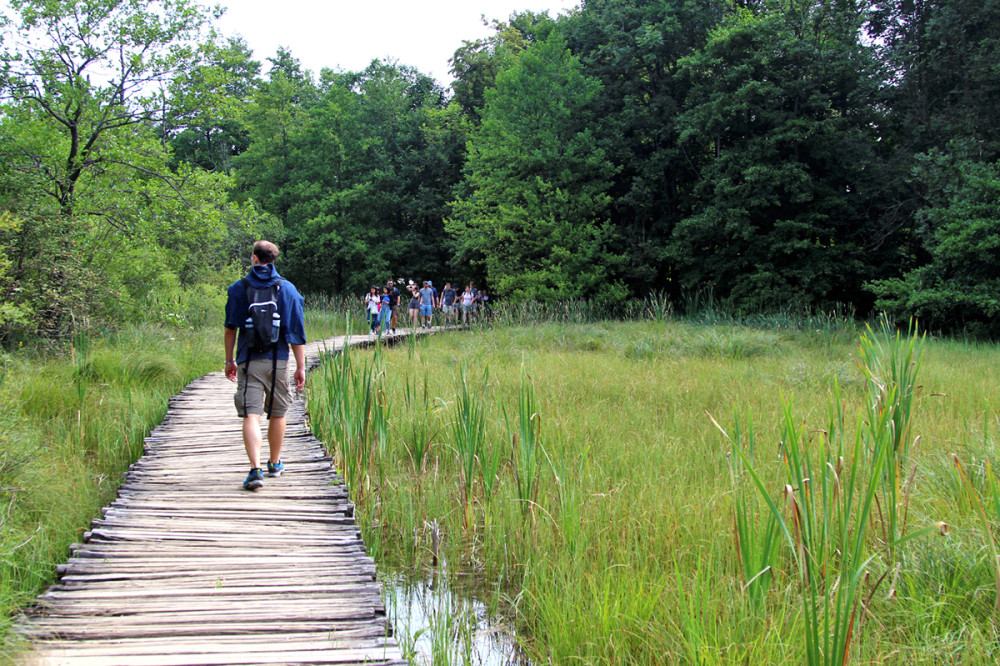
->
xmin=1 ymin=0 xmax=998 ymax=336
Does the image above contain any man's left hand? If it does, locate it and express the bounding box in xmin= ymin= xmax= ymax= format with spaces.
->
xmin=294 ymin=366 xmax=306 ymax=392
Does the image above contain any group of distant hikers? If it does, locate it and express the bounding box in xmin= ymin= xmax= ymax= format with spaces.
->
xmin=223 ymin=240 xmax=491 ymax=491
xmin=363 ymin=279 xmax=489 ymax=335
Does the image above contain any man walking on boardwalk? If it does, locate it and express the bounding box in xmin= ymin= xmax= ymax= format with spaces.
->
xmin=224 ymin=241 xmax=307 ymax=490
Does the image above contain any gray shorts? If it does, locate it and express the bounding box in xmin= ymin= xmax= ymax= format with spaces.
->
xmin=234 ymin=358 xmax=291 ymax=418
xmin=442 ymin=304 xmax=455 ymax=314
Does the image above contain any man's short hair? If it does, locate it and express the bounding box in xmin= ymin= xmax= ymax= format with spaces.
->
xmin=253 ymin=240 xmax=279 ymax=264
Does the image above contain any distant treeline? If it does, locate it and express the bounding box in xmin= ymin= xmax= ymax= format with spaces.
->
xmin=1 ymin=0 xmax=998 ymax=337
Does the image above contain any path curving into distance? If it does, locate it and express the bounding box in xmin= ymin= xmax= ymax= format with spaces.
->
xmin=13 ymin=331 xmax=435 ymax=665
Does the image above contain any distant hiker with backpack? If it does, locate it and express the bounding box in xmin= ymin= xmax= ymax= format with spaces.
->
xmin=224 ymin=240 xmax=306 ymax=491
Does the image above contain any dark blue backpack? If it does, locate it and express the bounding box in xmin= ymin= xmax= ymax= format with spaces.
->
xmin=242 ymin=278 xmax=284 ymax=355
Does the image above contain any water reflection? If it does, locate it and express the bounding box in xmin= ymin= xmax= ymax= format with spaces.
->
xmin=381 ymin=565 xmax=530 ymax=666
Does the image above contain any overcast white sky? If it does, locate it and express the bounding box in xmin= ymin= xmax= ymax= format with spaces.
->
xmin=216 ymin=0 xmax=580 ymax=85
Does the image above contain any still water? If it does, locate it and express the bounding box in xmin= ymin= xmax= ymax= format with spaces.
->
xmin=381 ymin=566 xmax=531 ymax=666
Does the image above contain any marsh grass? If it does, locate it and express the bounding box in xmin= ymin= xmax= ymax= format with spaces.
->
xmin=503 ymin=367 xmax=542 ymax=520
xmin=309 ymin=317 xmax=1000 ymax=663
xmin=397 ymin=372 xmax=441 ymax=476
xmin=723 ymin=411 xmax=780 ymax=610
xmin=450 ymin=365 xmax=490 ymax=527
xmin=722 ymin=323 xmax=937 ymax=665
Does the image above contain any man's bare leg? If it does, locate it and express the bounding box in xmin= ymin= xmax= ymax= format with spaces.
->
xmin=267 ymin=416 xmax=286 ymax=464
xmin=242 ymin=414 xmax=263 ymax=469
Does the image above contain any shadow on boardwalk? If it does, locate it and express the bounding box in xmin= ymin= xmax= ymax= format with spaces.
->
xmin=12 ymin=330 xmax=444 ymax=665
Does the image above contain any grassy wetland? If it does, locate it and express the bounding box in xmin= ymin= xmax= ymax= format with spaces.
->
xmin=309 ymin=313 xmax=1000 ymax=664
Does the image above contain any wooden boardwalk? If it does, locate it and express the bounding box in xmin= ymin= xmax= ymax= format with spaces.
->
xmin=15 ymin=334 xmax=411 ymax=665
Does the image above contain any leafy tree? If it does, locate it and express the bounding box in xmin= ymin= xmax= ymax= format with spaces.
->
xmin=0 ymin=149 xmax=88 ymax=336
xmin=238 ymin=58 xmax=461 ymax=294
xmin=864 ymin=0 xmax=1000 ymax=328
xmin=869 ymin=0 xmax=1000 ymax=161
xmin=670 ymin=2 xmax=880 ymax=309
xmin=559 ymin=0 xmax=726 ymax=293
xmin=234 ymin=48 xmax=316 ymax=219
xmin=869 ymin=145 xmax=1000 ymax=334
xmin=0 ymin=100 xmax=274 ymax=333
xmin=449 ymin=12 xmax=556 ymax=123
xmin=0 ymin=0 xmax=218 ymax=215
xmin=448 ymin=34 xmax=622 ymax=302
xmin=0 ymin=1 xmax=275 ymax=334
xmin=166 ymin=37 xmax=262 ymax=174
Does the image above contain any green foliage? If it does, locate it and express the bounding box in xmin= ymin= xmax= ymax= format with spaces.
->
xmin=869 ymin=149 xmax=1000 ymax=334
xmin=672 ymin=2 xmax=878 ymax=310
xmin=449 ymin=12 xmax=557 ymax=122
xmin=166 ymin=36 xmax=262 ymax=174
xmin=1 ymin=0 xmax=216 ymax=213
xmin=237 ymin=57 xmax=462 ymax=294
xmin=870 ymin=0 xmax=1000 ymax=160
xmin=448 ymin=34 xmax=624 ymax=302
xmin=560 ymin=0 xmax=726 ymax=293
xmin=0 ymin=0 xmax=271 ymax=335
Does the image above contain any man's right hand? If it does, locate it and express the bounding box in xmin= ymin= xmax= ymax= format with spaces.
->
xmin=225 ymin=361 xmax=238 ymax=382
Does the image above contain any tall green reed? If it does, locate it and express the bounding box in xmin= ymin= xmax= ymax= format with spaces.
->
xmin=312 ymin=326 xmax=390 ymax=502
xmin=675 ymin=557 xmax=724 ymax=665
xmin=952 ymin=455 xmax=1000 ymax=613
xmin=451 ymin=364 xmax=489 ymax=528
xmin=546 ymin=443 xmax=589 ymax=560
xmin=503 ymin=366 xmax=543 ymax=521
xmin=398 ymin=371 xmax=440 ymax=476
xmin=856 ymin=317 xmax=925 ymax=562
xmin=717 ymin=410 xmax=780 ymax=609
xmin=730 ymin=373 xmax=935 ymax=664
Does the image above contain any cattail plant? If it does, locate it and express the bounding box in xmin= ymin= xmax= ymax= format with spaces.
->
xmin=312 ymin=321 xmax=389 ymax=503
xmin=716 ymin=409 xmax=780 ymax=610
xmin=729 ymin=369 xmax=935 ymax=663
xmin=451 ymin=364 xmax=489 ymax=528
xmin=504 ymin=366 xmax=543 ymax=521
xmin=856 ymin=317 xmax=925 ymax=562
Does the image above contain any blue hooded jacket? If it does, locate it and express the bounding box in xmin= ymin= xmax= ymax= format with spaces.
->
xmin=225 ymin=264 xmax=306 ymax=364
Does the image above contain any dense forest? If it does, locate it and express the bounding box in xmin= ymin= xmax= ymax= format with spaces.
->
xmin=1 ymin=0 xmax=998 ymax=337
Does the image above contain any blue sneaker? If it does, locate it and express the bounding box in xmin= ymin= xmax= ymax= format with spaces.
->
xmin=243 ymin=468 xmax=264 ymax=490
xmin=267 ymin=460 xmax=284 ymax=477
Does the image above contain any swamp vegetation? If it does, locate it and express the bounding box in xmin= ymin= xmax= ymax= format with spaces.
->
xmin=310 ymin=311 xmax=1000 ymax=664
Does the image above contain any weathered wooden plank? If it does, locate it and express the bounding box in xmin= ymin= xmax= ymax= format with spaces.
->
xmin=64 ymin=544 xmax=365 ymax=557
xmin=26 ymin=605 xmax=382 ymax=622
xmin=55 ymin=571 xmax=376 ymax=588
xmin=34 ymin=594 xmax=385 ymax=614
xmin=28 ymin=628 xmax=389 ymax=650
xmin=27 ymin=636 xmax=394 ymax=658
xmin=41 ymin=580 xmax=384 ymax=599
xmin=18 ymin=619 xmax=389 ymax=640
xmin=23 ymin=646 xmax=407 ymax=666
